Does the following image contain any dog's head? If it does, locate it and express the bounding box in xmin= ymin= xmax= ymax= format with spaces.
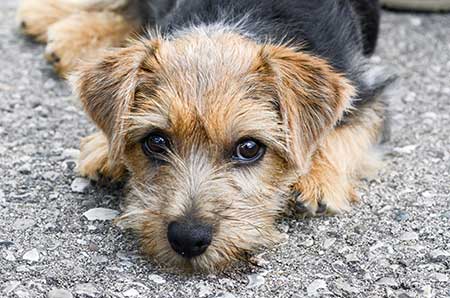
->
xmin=73 ymin=28 xmax=354 ymax=271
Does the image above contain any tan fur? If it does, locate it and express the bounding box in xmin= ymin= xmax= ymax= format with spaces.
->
xmin=292 ymin=103 xmax=385 ymax=214
xmin=17 ymin=0 xmax=136 ymax=75
xmin=17 ymin=2 xmax=386 ymax=271
xmin=77 ymin=131 xmax=127 ymax=181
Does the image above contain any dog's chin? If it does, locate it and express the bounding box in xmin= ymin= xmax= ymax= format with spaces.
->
xmin=146 ymin=231 xmax=282 ymax=273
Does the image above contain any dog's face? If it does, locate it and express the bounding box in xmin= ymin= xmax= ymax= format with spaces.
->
xmin=74 ymin=29 xmax=353 ymax=271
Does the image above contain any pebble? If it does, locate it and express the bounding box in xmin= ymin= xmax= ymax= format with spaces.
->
xmin=334 ymin=279 xmax=359 ymax=294
xmin=71 ymin=178 xmax=91 ymax=193
xmin=399 ymin=231 xmax=419 ymax=241
xmin=432 ymin=273 xmax=448 ymax=282
xmin=48 ymin=289 xmax=73 ymax=298
xmin=422 ymin=112 xmax=437 ymax=119
xmin=422 ymin=285 xmax=434 ymax=298
xmin=215 ymin=292 xmax=236 ymax=298
xmin=376 ymin=277 xmax=398 ymax=288
xmin=123 ymin=289 xmax=139 ymax=297
xmin=307 ymin=279 xmax=327 ymax=296
xmin=323 ymin=238 xmax=336 ymax=249
xmin=3 ymin=281 xmax=20 ymax=295
xmin=409 ymin=17 xmax=422 ymax=26
xmin=393 ymin=145 xmax=417 ymax=154
xmin=74 ymin=283 xmax=100 ymax=298
xmin=4 ymin=250 xmax=16 ymax=261
xmin=83 ymin=208 xmax=119 ymax=221
xmin=23 ymin=248 xmax=40 ymax=262
xmin=18 ymin=164 xmax=32 ymax=175
xmin=92 ymin=255 xmax=108 ymax=264
xmin=429 ymin=249 xmax=450 ymax=262
xmin=43 ymin=171 xmax=59 ymax=182
xmin=61 ymin=149 xmax=80 ymax=160
xmin=148 ymin=274 xmax=166 ymax=284
xmin=196 ymin=283 xmax=213 ymax=297
xmin=247 ymin=272 xmax=266 ymax=289
xmin=0 ymin=240 xmax=14 ymax=247
xmin=303 ymin=239 xmax=314 ymax=247
xmin=394 ymin=210 xmax=410 ymax=222
xmin=345 ymin=253 xmax=359 ymax=263
xmin=14 ymin=288 xmax=31 ymax=298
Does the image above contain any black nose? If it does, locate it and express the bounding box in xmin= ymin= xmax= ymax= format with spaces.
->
xmin=167 ymin=220 xmax=213 ymax=258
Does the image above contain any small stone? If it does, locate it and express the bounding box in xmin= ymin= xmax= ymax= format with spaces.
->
xmin=71 ymin=178 xmax=91 ymax=193
xmin=215 ymin=292 xmax=236 ymax=298
xmin=148 ymin=274 xmax=166 ymax=284
xmin=432 ymin=273 xmax=448 ymax=282
xmin=14 ymin=288 xmax=31 ymax=298
xmin=394 ymin=210 xmax=410 ymax=222
xmin=303 ymin=239 xmax=314 ymax=247
xmin=92 ymin=255 xmax=108 ymax=264
xmin=23 ymin=248 xmax=40 ymax=262
xmin=12 ymin=218 xmax=35 ymax=230
xmin=83 ymin=208 xmax=119 ymax=221
xmin=247 ymin=272 xmax=266 ymax=289
xmin=43 ymin=171 xmax=59 ymax=182
xmin=18 ymin=164 xmax=32 ymax=175
xmin=421 ymin=191 xmax=435 ymax=199
xmin=0 ymin=240 xmax=14 ymax=247
xmin=376 ymin=277 xmax=398 ymax=288
xmin=429 ymin=249 xmax=450 ymax=262
xmin=422 ymin=112 xmax=437 ymax=119
xmin=410 ymin=17 xmax=422 ymax=26
xmin=422 ymin=285 xmax=434 ymax=298
xmin=307 ymin=279 xmax=327 ymax=296
xmin=323 ymin=238 xmax=336 ymax=249
xmin=345 ymin=253 xmax=359 ymax=263
xmin=61 ymin=149 xmax=80 ymax=160
xmin=4 ymin=250 xmax=16 ymax=261
xmin=196 ymin=283 xmax=213 ymax=297
xmin=74 ymin=283 xmax=99 ymax=298
xmin=369 ymin=241 xmax=384 ymax=252
xmin=48 ymin=288 xmax=73 ymax=298
xmin=335 ymin=279 xmax=359 ymax=294
xmin=399 ymin=232 xmax=419 ymax=241
xmin=3 ymin=281 xmax=20 ymax=295
xmin=393 ymin=145 xmax=417 ymax=154
xmin=123 ymin=289 xmax=139 ymax=297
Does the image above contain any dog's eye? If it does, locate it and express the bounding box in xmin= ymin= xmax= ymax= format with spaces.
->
xmin=233 ymin=139 xmax=265 ymax=163
xmin=142 ymin=133 xmax=169 ymax=156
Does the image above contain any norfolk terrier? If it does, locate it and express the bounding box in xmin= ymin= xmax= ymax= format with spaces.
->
xmin=17 ymin=0 xmax=389 ymax=271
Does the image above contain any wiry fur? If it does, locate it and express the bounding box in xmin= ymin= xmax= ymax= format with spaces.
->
xmin=17 ymin=0 xmax=388 ymax=271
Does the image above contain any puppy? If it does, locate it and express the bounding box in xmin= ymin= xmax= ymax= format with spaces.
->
xmin=17 ymin=0 xmax=388 ymax=271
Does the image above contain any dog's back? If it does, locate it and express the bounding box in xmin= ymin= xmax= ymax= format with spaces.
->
xmin=150 ymin=0 xmax=379 ymax=70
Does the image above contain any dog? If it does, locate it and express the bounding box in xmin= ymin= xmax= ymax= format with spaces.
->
xmin=17 ymin=0 xmax=389 ymax=271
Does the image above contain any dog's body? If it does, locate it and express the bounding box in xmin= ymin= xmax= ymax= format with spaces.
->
xmin=18 ymin=0 xmax=388 ymax=271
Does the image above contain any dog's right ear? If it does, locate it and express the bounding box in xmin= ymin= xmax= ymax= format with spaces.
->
xmin=71 ymin=41 xmax=158 ymax=163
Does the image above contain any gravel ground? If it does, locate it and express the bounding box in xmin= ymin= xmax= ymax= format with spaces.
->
xmin=1 ymin=1 xmax=449 ymax=297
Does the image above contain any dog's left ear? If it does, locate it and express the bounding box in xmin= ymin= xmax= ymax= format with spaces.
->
xmin=259 ymin=46 xmax=355 ymax=173
xmin=71 ymin=41 xmax=157 ymax=164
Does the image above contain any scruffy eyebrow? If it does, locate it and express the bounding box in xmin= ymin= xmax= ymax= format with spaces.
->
xmin=122 ymin=112 xmax=168 ymax=143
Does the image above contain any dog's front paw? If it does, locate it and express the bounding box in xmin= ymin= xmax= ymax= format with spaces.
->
xmin=77 ymin=132 xmax=126 ymax=182
xmin=291 ymin=174 xmax=358 ymax=216
xmin=17 ymin=0 xmax=74 ymax=42
xmin=45 ymin=11 xmax=133 ymax=76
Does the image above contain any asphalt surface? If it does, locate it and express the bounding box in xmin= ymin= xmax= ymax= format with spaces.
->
xmin=1 ymin=1 xmax=449 ymax=297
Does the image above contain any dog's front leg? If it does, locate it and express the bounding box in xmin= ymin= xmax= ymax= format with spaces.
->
xmin=292 ymin=107 xmax=385 ymax=216
xmin=77 ymin=132 xmax=127 ymax=182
